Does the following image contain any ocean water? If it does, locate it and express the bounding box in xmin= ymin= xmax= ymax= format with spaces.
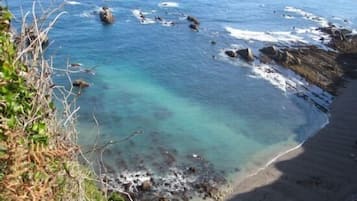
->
xmin=7 ymin=0 xmax=357 ymax=198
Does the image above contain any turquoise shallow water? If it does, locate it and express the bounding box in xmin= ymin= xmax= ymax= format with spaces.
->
xmin=8 ymin=0 xmax=357 ymax=193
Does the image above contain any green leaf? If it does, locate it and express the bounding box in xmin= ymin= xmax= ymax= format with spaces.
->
xmin=7 ymin=115 xmax=16 ymax=128
xmin=31 ymin=134 xmax=48 ymax=145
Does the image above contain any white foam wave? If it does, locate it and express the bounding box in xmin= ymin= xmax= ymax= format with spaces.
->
xmin=226 ymin=26 xmax=331 ymax=46
xmin=250 ymin=63 xmax=333 ymax=110
xmin=132 ymin=9 xmax=156 ymax=24
xmin=284 ymin=15 xmax=295 ymax=19
xmin=294 ymin=27 xmax=331 ymax=44
xmin=160 ymin=20 xmax=175 ymax=27
xmin=158 ymin=2 xmax=179 ymax=8
xmin=65 ymin=0 xmax=81 ymax=5
xmin=225 ymin=27 xmax=306 ymax=43
xmin=284 ymin=6 xmax=329 ymax=27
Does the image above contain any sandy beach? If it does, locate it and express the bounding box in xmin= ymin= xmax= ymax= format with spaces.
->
xmin=227 ymin=79 xmax=357 ymax=201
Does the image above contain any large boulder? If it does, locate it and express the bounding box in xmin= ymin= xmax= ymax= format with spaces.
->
xmin=260 ymin=45 xmax=279 ymax=57
xmin=187 ymin=16 xmax=200 ymax=25
xmin=225 ymin=50 xmax=237 ymax=58
xmin=236 ymin=48 xmax=254 ymax=62
xmin=99 ymin=7 xmax=114 ymax=24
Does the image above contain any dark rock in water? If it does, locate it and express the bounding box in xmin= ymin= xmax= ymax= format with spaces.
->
xmin=225 ymin=50 xmax=237 ymax=58
xmin=260 ymin=46 xmax=299 ymax=65
xmin=73 ymin=79 xmax=90 ymax=88
xmin=140 ymin=180 xmax=153 ymax=191
xmin=102 ymin=175 xmax=109 ymax=183
xmin=318 ymin=26 xmax=351 ymax=41
xmin=187 ymin=16 xmax=200 ymax=25
xmin=155 ymin=16 xmax=163 ymax=21
xmin=210 ymin=40 xmax=216 ymax=45
xmin=70 ymin=63 xmax=81 ymax=67
xmin=188 ymin=167 xmax=196 ymax=174
xmin=236 ymin=48 xmax=254 ymax=62
xmin=189 ymin=24 xmax=199 ymax=31
xmin=99 ymin=7 xmax=114 ymax=24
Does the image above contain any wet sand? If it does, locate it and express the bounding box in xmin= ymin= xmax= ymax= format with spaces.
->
xmin=227 ymin=79 xmax=357 ymax=201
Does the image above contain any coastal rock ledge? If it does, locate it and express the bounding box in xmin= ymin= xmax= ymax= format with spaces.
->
xmin=259 ymin=25 xmax=357 ymax=94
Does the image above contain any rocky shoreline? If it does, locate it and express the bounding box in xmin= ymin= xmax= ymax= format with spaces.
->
xmin=101 ymin=165 xmax=229 ymax=201
xmin=259 ymin=25 xmax=357 ymax=95
xmin=225 ymin=24 xmax=357 ymax=95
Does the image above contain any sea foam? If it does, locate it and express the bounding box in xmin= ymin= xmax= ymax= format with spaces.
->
xmin=250 ymin=63 xmax=333 ymax=111
xmin=64 ymin=0 xmax=81 ymax=5
xmin=225 ymin=27 xmax=306 ymax=43
xmin=225 ymin=26 xmax=330 ymax=46
xmin=284 ymin=6 xmax=329 ymax=27
xmin=132 ymin=9 xmax=156 ymax=24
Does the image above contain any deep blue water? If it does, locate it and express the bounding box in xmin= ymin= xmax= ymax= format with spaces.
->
xmin=8 ymin=0 xmax=357 ymax=189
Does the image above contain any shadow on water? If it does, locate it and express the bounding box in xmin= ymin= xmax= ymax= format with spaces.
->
xmin=228 ymin=81 xmax=357 ymax=201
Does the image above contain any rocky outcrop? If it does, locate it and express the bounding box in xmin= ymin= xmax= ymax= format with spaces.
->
xmin=318 ymin=25 xmax=357 ymax=53
xmin=236 ymin=48 xmax=254 ymax=62
xmin=99 ymin=7 xmax=114 ymax=24
xmin=259 ymin=25 xmax=357 ymax=94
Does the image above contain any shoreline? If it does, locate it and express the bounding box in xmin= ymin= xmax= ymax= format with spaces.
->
xmin=226 ymin=79 xmax=357 ymax=201
xmin=242 ymin=116 xmax=330 ymax=180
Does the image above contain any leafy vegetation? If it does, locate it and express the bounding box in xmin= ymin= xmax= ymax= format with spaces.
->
xmin=0 ymin=5 xmax=124 ymax=201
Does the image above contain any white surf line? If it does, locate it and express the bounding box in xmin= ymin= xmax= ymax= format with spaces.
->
xmin=226 ymin=26 xmax=331 ymax=46
xmin=64 ymin=0 xmax=81 ymax=5
xmin=253 ymin=63 xmax=333 ymax=108
xmin=225 ymin=26 xmax=306 ymax=43
xmin=219 ymin=46 xmax=333 ymax=111
xmin=132 ymin=9 xmax=156 ymax=24
xmin=284 ymin=6 xmax=329 ymax=27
